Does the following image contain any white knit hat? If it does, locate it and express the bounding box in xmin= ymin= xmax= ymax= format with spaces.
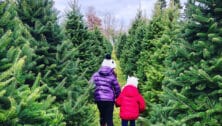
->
xmin=101 ymin=59 xmax=116 ymax=69
xmin=126 ymin=76 xmax=139 ymax=87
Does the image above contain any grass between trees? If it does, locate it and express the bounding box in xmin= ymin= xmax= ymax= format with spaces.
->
xmin=112 ymin=49 xmax=126 ymax=125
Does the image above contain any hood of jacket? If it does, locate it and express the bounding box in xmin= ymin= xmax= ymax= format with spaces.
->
xmin=98 ymin=66 xmax=114 ymax=76
xmin=121 ymin=85 xmax=139 ymax=97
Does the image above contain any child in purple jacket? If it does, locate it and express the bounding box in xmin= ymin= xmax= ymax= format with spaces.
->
xmin=90 ymin=54 xmax=121 ymax=126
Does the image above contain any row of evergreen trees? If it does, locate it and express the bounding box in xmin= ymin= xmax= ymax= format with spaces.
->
xmin=115 ymin=0 xmax=222 ymax=125
xmin=0 ymin=0 xmax=111 ymax=125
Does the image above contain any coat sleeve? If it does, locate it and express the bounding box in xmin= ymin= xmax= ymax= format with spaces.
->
xmin=138 ymin=94 xmax=146 ymax=113
xmin=112 ymin=77 xmax=121 ymax=98
xmin=115 ymin=94 xmax=122 ymax=107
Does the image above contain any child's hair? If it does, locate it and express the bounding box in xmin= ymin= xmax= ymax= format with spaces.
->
xmin=126 ymin=76 xmax=139 ymax=87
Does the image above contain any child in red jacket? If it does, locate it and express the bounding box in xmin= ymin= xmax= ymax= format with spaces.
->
xmin=115 ymin=76 xmax=146 ymax=126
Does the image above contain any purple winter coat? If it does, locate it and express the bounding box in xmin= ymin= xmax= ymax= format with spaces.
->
xmin=91 ymin=66 xmax=121 ymax=101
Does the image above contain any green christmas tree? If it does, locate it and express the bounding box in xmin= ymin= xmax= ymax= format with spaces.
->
xmin=119 ymin=10 xmax=148 ymax=75
xmin=160 ymin=0 xmax=222 ymax=125
xmin=65 ymin=1 xmax=112 ymax=79
xmin=61 ymin=1 xmax=112 ymax=125
xmin=115 ymin=33 xmax=127 ymax=59
xmin=0 ymin=1 xmax=64 ymax=125
xmin=16 ymin=0 xmax=63 ymax=83
xmin=15 ymin=0 xmax=68 ymax=124
xmin=135 ymin=1 xmax=180 ymax=125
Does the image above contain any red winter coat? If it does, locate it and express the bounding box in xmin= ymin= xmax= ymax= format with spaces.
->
xmin=115 ymin=85 xmax=146 ymax=120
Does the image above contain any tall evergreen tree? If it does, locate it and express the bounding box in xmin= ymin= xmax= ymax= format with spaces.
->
xmin=0 ymin=1 xmax=64 ymax=125
xmin=137 ymin=2 xmax=166 ymax=82
xmin=15 ymin=0 xmax=66 ymax=107
xmin=16 ymin=0 xmax=63 ymax=84
xmin=159 ymin=0 xmax=222 ymax=125
xmin=62 ymin=1 xmax=112 ymax=125
xmin=15 ymin=0 xmax=69 ymax=124
xmin=136 ymin=2 xmax=180 ymax=125
xmin=115 ymin=33 xmax=127 ymax=59
xmin=65 ymin=1 xmax=112 ymax=79
xmin=119 ymin=10 xmax=148 ymax=75
xmin=0 ymin=0 xmax=35 ymax=76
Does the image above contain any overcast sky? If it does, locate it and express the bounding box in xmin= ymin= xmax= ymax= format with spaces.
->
xmin=54 ymin=0 xmax=187 ymax=28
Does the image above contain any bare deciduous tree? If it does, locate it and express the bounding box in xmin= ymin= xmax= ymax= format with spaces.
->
xmin=85 ymin=6 xmax=102 ymax=30
xmin=102 ymin=12 xmax=116 ymax=39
